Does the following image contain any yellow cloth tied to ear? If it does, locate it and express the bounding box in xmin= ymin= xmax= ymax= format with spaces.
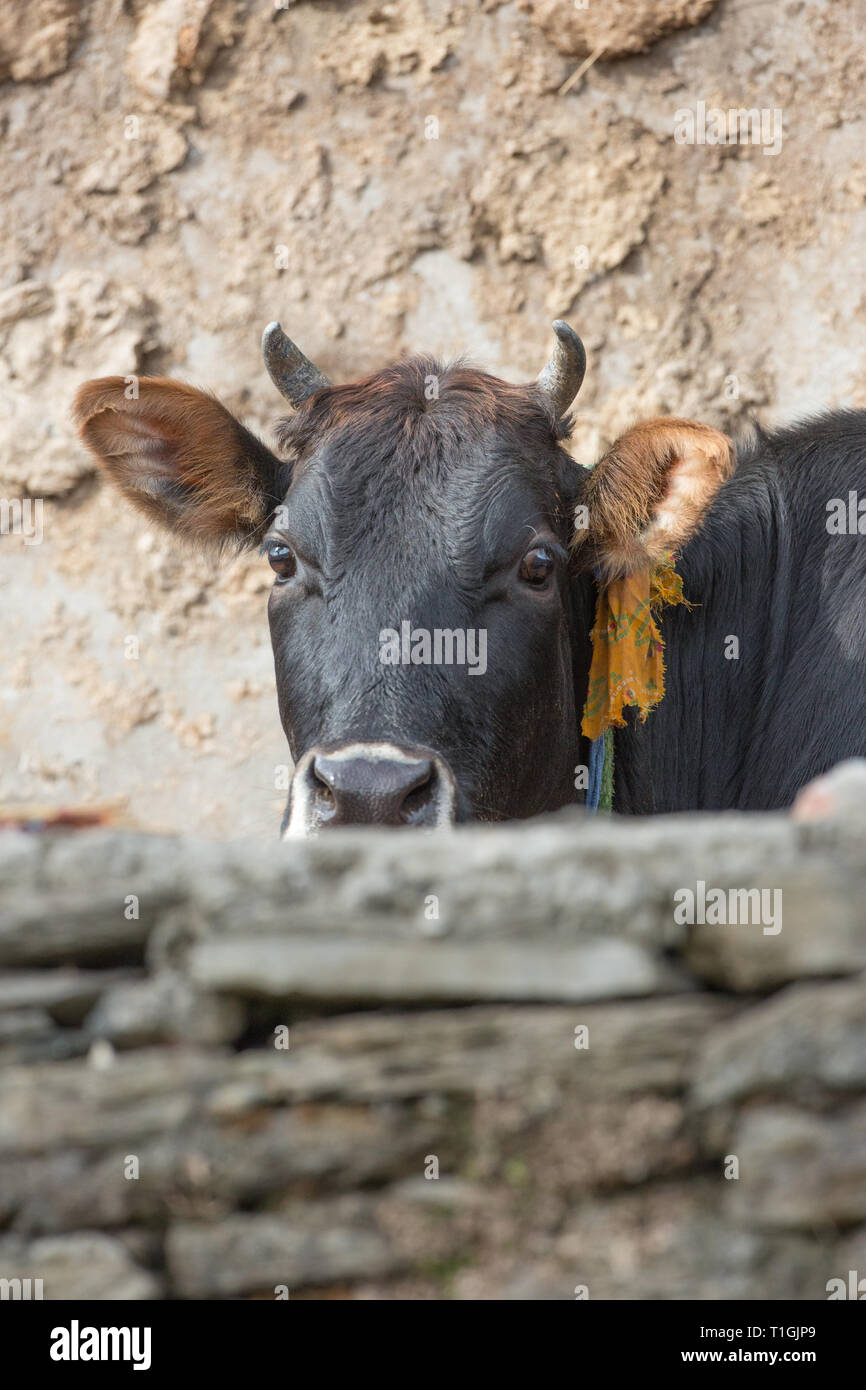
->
xmin=581 ymin=554 xmax=692 ymax=741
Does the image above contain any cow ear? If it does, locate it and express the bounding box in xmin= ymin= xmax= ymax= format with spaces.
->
xmin=72 ymin=377 xmax=288 ymax=548
xmin=574 ymin=417 xmax=735 ymax=579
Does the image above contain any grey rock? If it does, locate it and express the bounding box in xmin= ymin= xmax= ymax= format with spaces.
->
xmin=553 ymin=1181 xmax=834 ymax=1300
xmin=166 ymin=1200 xmax=399 ymax=1297
xmin=0 ymin=1231 xmax=160 ymax=1300
xmin=188 ymin=934 xmax=689 ymax=1004
xmin=0 ymin=832 xmax=188 ymax=967
xmin=727 ymin=1102 xmax=866 ymax=1230
xmin=685 ymin=868 xmax=866 ymax=990
xmin=0 ymin=968 xmax=138 ymax=1024
xmin=0 ymin=1046 xmax=226 ymax=1157
xmin=210 ymin=997 xmax=734 ymax=1109
xmin=828 ymin=1226 xmax=866 ymax=1299
xmin=692 ymin=976 xmax=866 ymax=1108
xmin=85 ymin=971 xmax=246 ymax=1048
xmin=0 ymin=1007 xmax=54 ymax=1043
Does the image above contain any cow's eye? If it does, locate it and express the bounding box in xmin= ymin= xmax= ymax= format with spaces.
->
xmin=519 ymin=546 xmax=555 ymax=586
xmin=267 ymin=542 xmax=296 ymax=581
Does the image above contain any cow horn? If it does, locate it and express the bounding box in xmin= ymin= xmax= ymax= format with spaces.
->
xmin=262 ymin=321 xmax=332 ymax=407
xmin=536 ymin=320 xmax=586 ymax=416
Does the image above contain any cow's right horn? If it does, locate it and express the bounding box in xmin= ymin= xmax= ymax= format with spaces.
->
xmin=262 ymin=322 xmax=332 ymax=407
xmin=536 ymin=320 xmax=586 ymax=417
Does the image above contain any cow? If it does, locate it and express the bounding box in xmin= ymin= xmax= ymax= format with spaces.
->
xmin=73 ymin=322 xmax=866 ymax=833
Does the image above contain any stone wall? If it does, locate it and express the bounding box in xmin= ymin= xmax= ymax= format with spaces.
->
xmin=1 ymin=761 xmax=865 ymax=1300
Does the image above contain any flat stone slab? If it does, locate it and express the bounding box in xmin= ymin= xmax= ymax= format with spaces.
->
xmin=188 ymin=934 xmax=690 ymax=1004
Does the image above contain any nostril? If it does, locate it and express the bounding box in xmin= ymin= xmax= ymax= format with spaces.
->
xmin=310 ymin=760 xmax=337 ymax=816
xmin=400 ymin=765 xmax=436 ymax=824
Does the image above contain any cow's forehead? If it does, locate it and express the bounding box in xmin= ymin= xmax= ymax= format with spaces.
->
xmin=276 ymin=417 xmax=568 ymax=552
xmin=276 ymin=356 xmax=568 ymax=508
xmin=275 ymin=357 xmax=565 ymax=462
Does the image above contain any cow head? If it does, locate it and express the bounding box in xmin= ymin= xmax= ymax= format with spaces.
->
xmin=74 ymin=325 xmax=732 ymax=833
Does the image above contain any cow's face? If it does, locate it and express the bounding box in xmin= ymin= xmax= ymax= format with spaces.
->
xmin=74 ymin=325 xmax=732 ymax=833
xmin=263 ymin=360 xmax=588 ymax=830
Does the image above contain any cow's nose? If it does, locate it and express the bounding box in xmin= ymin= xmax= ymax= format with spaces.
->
xmin=313 ymin=751 xmax=434 ymax=824
xmin=284 ymin=742 xmax=457 ymax=835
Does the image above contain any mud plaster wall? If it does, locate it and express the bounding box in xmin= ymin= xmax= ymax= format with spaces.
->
xmin=1 ymin=0 xmax=865 ymax=836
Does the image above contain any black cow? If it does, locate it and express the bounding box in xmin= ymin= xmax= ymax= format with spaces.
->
xmin=74 ymin=323 xmax=866 ymax=832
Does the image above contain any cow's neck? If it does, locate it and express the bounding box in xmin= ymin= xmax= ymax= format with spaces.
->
xmin=597 ymin=470 xmax=806 ymax=813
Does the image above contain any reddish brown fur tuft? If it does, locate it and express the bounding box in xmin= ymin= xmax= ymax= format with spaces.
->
xmin=574 ymin=416 xmax=735 ymax=579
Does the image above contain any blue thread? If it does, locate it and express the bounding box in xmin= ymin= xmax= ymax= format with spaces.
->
xmin=586 ymin=734 xmax=605 ymax=813
xmin=585 ymin=563 xmax=606 ymax=814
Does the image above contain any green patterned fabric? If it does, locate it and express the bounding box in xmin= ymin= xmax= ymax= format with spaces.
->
xmin=598 ymin=728 xmax=614 ymax=812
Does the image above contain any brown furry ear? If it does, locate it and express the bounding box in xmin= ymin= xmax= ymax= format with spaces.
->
xmin=72 ymin=377 xmax=287 ymax=547
xmin=574 ymin=417 xmax=735 ymax=579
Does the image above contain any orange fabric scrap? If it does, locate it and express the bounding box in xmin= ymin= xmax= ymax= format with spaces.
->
xmin=581 ymin=554 xmax=693 ymax=741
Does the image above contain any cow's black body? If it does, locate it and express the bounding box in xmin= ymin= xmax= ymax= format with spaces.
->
xmin=599 ymin=412 xmax=866 ymax=812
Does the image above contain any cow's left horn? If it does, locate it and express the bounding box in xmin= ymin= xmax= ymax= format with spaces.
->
xmin=536 ymin=320 xmax=586 ymax=416
xmin=262 ymin=321 xmax=332 ymax=407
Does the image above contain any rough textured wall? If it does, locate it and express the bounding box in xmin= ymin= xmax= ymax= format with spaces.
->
xmin=1 ymin=761 xmax=864 ymax=1300
xmin=1 ymin=0 xmax=865 ymax=834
